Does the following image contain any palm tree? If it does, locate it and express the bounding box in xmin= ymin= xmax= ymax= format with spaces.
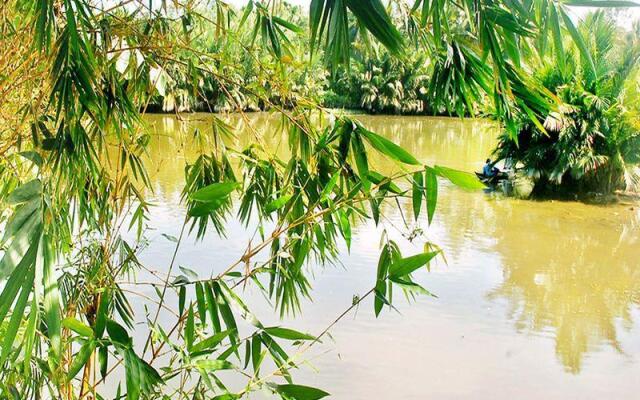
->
xmin=493 ymin=11 xmax=640 ymax=194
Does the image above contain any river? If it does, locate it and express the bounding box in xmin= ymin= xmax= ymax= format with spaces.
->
xmin=129 ymin=112 xmax=640 ymax=399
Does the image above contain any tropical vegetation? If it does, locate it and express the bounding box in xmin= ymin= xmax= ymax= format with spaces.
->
xmin=1 ymin=0 xmax=639 ymax=400
xmin=494 ymin=12 xmax=640 ymax=195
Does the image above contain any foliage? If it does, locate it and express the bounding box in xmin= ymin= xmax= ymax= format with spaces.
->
xmin=1 ymin=0 xmax=638 ymax=399
xmin=494 ymin=12 xmax=640 ymax=194
xmin=325 ymin=51 xmax=432 ymax=114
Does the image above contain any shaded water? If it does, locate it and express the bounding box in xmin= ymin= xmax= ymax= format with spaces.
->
xmin=135 ymin=113 xmax=640 ymax=399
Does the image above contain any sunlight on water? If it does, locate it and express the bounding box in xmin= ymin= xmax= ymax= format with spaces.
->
xmin=132 ymin=112 xmax=640 ymax=399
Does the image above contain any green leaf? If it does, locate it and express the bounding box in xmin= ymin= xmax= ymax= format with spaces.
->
xmin=388 ymin=252 xmax=439 ymax=278
xmin=40 ymin=234 xmax=61 ymax=361
xmin=559 ymin=6 xmax=596 ymax=79
xmin=177 ymin=266 xmax=198 ymax=282
xmin=412 ymin=172 xmax=423 ymax=221
xmin=190 ymin=182 xmax=238 ymax=202
xmin=99 ymin=345 xmax=108 ymax=379
xmin=271 ymin=16 xmax=303 ymax=33
xmin=194 ymin=359 xmax=235 ymax=371
xmin=272 ymin=384 xmax=330 ymax=400
xmin=95 ymin=290 xmax=109 ymax=338
xmin=389 ymin=277 xmax=437 ymax=297
xmin=374 ymin=245 xmax=391 ymax=317
xmin=120 ymin=347 xmax=162 ymax=400
xmin=67 ymin=339 xmax=96 ymax=381
xmin=188 ymin=199 xmax=226 ymax=217
xmin=195 ymin=282 xmax=206 ymax=325
xmin=359 ymin=127 xmax=419 ymax=165
xmin=251 ymin=335 xmax=262 ymax=374
xmin=161 ymin=233 xmax=178 ymax=242
xmin=424 ymin=167 xmax=437 ymax=225
xmin=550 ymin=5 xmax=565 ymax=75
xmin=0 ymin=205 xmax=42 ymax=279
xmin=345 ymin=0 xmax=404 ymax=55
xmin=7 ymin=179 xmax=42 ymax=204
xmin=239 ymin=0 xmax=254 ymax=28
xmin=2 ymin=197 xmax=40 ymax=242
xmin=352 ymin=133 xmax=370 ymax=190
xmin=219 ymin=281 xmax=263 ymax=328
xmin=186 ymin=305 xmax=195 ymax=351
xmin=213 ymin=283 xmax=238 ymax=343
xmin=265 ymin=194 xmax=293 ymax=213
xmin=205 ymin=282 xmax=221 ymax=333
xmin=338 ymin=211 xmax=351 ymax=250
xmin=177 ymin=287 xmax=186 ymax=320
xmin=264 ymin=327 xmax=316 ymax=341
xmin=62 ymin=317 xmax=94 ymax=338
xmin=23 ymin=298 xmax=39 ymax=372
xmin=0 ymin=269 xmax=34 ymax=366
xmin=433 ymin=165 xmax=485 ymax=190
xmin=191 ymin=330 xmax=233 ymax=354
xmin=212 ymin=394 xmax=240 ymax=400
xmin=319 ymin=171 xmax=340 ymax=202
xmin=367 ymin=171 xmax=403 ymax=194
xmin=106 ymin=319 xmax=131 ymax=346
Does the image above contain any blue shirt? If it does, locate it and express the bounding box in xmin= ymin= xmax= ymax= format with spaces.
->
xmin=483 ymin=163 xmax=493 ymax=176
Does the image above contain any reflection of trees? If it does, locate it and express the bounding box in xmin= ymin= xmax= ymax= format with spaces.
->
xmin=486 ymin=202 xmax=640 ymax=373
xmin=141 ymin=113 xmax=498 ymax=200
xmin=358 ymin=115 xmax=497 ymax=173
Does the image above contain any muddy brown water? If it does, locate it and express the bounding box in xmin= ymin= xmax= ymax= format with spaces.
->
xmin=122 ymin=113 xmax=640 ymax=399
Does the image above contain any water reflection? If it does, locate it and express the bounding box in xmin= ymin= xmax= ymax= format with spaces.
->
xmin=140 ymin=112 xmax=640 ymax=397
xmin=485 ymin=201 xmax=640 ymax=373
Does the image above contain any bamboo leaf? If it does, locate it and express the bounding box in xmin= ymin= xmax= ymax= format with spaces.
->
xmin=389 ymin=277 xmax=437 ymax=297
xmin=425 ymin=167 xmax=438 ymax=225
xmin=195 ymin=282 xmax=206 ymax=325
xmin=263 ymin=327 xmax=316 ymax=341
xmin=319 ymin=171 xmax=340 ymax=202
xmin=272 ymin=384 xmax=330 ymax=400
xmin=412 ymin=172 xmax=423 ymax=221
xmin=205 ymin=282 xmax=222 ymax=333
xmin=62 ymin=317 xmax=94 ymax=338
xmin=388 ymin=252 xmax=439 ymax=278
xmin=99 ymin=345 xmax=108 ymax=379
xmin=194 ymin=359 xmax=235 ymax=371
xmin=6 ymin=179 xmax=41 ymax=204
xmin=190 ymin=182 xmax=238 ymax=202
xmin=191 ymin=330 xmax=234 ymax=354
xmin=265 ymin=194 xmax=293 ymax=213
xmin=106 ymin=319 xmax=131 ymax=346
xmin=433 ymin=165 xmax=485 ymax=190
xmin=40 ymin=234 xmax=61 ymax=361
xmin=359 ymin=127 xmax=419 ymax=165
xmin=67 ymin=339 xmax=96 ymax=381
xmin=186 ymin=305 xmax=195 ymax=351
xmin=251 ymin=335 xmax=262 ymax=374
xmin=0 ymin=262 xmax=35 ymax=366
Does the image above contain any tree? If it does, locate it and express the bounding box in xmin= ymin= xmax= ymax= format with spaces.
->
xmin=493 ymin=11 xmax=640 ymax=194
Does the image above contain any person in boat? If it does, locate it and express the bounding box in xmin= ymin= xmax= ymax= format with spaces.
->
xmin=483 ymin=159 xmax=501 ymax=178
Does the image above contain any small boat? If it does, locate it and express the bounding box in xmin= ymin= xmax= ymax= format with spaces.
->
xmin=475 ymin=172 xmax=508 ymax=187
xmin=476 ymin=171 xmax=535 ymax=198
